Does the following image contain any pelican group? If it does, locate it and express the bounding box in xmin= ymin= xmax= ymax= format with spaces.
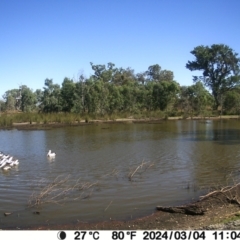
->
xmin=0 ymin=152 xmax=19 ymax=171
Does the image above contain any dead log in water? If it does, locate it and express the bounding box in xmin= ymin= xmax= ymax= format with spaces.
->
xmin=156 ymin=205 xmax=205 ymax=215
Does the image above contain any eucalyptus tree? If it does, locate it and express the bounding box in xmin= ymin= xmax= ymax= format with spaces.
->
xmin=20 ymin=86 xmax=37 ymax=112
xmin=107 ymin=84 xmax=123 ymax=113
xmin=176 ymin=86 xmax=192 ymax=114
xmin=5 ymin=95 xmax=16 ymax=111
xmin=146 ymin=64 xmax=161 ymax=81
xmin=223 ymin=88 xmax=240 ymax=114
xmin=90 ymin=62 xmax=118 ymax=82
xmin=151 ymin=81 xmax=179 ymax=111
xmin=0 ymin=100 xmax=6 ymax=113
xmin=190 ymin=82 xmax=213 ymax=115
xmin=112 ymin=67 xmax=136 ymax=85
xmin=136 ymin=72 xmax=147 ymax=85
xmin=120 ymin=81 xmax=140 ymax=112
xmin=186 ymin=44 xmax=240 ymax=109
xmin=35 ymin=89 xmax=43 ymax=108
xmin=158 ymin=70 xmax=174 ymax=82
xmin=97 ymin=80 xmax=109 ymax=114
xmin=74 ymin=74 xmax=86 ymax=113
xmin=176 ymin=83 xmax=213 ymax=116
xmin=144 ymin=82 xmax=154 ymax=111
xmin=61 ymin=77 xmax=76 ymax=112
xmin=186 ymin=82 xmax=213 ymax=116
xmin=41 ymin=78 xmax=62 ymax=112
xmin=3 ymin=88 xmax=21 ymax=111
xmin=83 ymin=78 xmax=109 ymax=114
xmin=146 ymin=64 xmax=174 ymax=82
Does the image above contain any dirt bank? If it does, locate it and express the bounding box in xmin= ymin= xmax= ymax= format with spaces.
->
xmin=3 ymin=184 xmax=240 ymax=230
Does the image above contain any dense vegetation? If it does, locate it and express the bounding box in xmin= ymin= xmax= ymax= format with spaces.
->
xmin=1 ymin=44 xmax=240 ymax=126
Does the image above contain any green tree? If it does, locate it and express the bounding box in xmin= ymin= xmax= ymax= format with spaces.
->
xmin=3 ymin=88 xmax=21 ymax=111
xmin=107 ymin=84 xmax=123 ymax=113
xmin=84 ymin=78 xmax=109 ymax=114
xmin=61 ymin=77 xmax=76 ymax=112
xmin=120 ymin=81 xmax=139 ymax=112
xmin=146 ymin=64 xmax=174 ymax=82
xmin=158 ymin=70 xmax=174 ymax=82
xmin=41 ymin=79 xmax=62 ymax=112
xmin=136 ymin=72 xmax=147 ymax=85
xmin=176 ymin=83 xmax=213 ymax=117
xmin=186 ymin=44 xmax=240 ymax=109
xmin=6 ymin=95 xmax=16 ymax=111
xmin=90 ymin=62 xmax=117 ymax=82
xmin=0 ymin=100 xmax=6 ymax=113
xmin=176 ymin=86 xmax=192 ymax=115
xmin=20 ymin=86 xmax=37 ymax=112
xmin=73 ymin=74 xmax=86 ymax=113
xmin=223 ymin=89 xmax=240 ymax=114
xmin=152 ymin=81 xmax=179 ymax=111
xmin=35 ymin=89 xmax=43 ymax=107
xmin=112 ymin=67 xmax=136 ymax=85
xmin=146 ymin=64 xmax=161 ymax=81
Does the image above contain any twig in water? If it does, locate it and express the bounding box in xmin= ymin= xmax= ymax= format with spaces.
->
xmin=128 ymin=160 xmax=153 ymax=181
xmin=104 ymin=201 xmax=113 ymax=211
xmin=128 ymin=165 xmax=141 ymax=181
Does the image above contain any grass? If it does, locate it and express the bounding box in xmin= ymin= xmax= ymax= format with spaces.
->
xmin=0 ymin=111 xmax=157 ymax=127
xmin=0 ymin=110 xmax=239 ymax=128
xmin=220 ymin=212 xmax=240 ymax=224
xmin=0 ymin=114 xmax=13 ymax=127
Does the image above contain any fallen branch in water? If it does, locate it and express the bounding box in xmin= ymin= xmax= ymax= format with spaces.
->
xmin=157 ymin=182 xmax=240 ymax=216
xmin=199 ymin=183 xmax=240 ymax=202
xmin=156 ymin=205 xmax=205 ymax=215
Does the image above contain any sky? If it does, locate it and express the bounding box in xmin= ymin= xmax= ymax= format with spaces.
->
xmin=1 ymin=0 xmax=240 ymax=99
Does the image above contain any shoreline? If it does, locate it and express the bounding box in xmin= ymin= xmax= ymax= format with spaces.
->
xmin=2 ymin=184 xmax=240 ymax=230
xmin=1 ymin=115 xmax=239 ymax=131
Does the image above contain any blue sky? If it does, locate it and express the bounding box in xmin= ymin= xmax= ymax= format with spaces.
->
xmin=1 ymin=0 xmax=240 ymax=99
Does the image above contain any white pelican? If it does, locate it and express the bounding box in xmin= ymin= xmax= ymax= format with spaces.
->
xmin=47 ymin=150 xmax=56 ymax=158
xmin=0 ymin=160 xmax=8 ymax=168
xmin=6 ymin=157 xmax=13 ymax=164
xmin=3 ymin=165 xmax=11 ymax=171
xmin=0 ymin=158 xmax=7 ymax=165
xmin=10 ymin=160 xmax=19 ymax=167
xmin=13 ymin=159 xmax=19 ymax=165
xmin=0 ymin=152 xmax=20 ymax=171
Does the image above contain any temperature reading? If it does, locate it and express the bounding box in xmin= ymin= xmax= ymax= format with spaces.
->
xmin=74 ymin=231 xmax=99 ymax=240
xmin=112 ymin=231 xmax=125 ymax=240
xmin=74 ymin=231 xmax=86 ymax=240
xmin=112 ymin=231 xmax=136 ymax=240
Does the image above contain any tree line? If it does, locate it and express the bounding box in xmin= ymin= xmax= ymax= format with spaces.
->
xmin=1 ymin=44 xmax=240 ymax=117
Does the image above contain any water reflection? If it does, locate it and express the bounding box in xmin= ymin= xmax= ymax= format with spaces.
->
xmin=0 ymin=120 xmax=240 ymax=228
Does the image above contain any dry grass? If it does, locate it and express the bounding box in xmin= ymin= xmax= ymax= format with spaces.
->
xmin=128 ymin=160 xmax=154 ymax=181
xmin=28 ymin=161 xmax=155 ymax=209
xmin=28 ymin=175 xmax=99 ymax=208
xmin=101 ymin=168 xmax=120 ymax=179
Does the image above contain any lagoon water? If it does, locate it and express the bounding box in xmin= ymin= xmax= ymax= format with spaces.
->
xmin=1 ymin=119 xmax=240 ymax=228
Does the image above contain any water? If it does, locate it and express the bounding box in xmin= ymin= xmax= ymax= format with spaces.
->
xmin=1 ymin=119 xmax=240 ymax=228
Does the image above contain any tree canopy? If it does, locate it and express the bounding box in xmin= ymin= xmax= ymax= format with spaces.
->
xmin=1 ymin=51 xmax=240 ymax=117
xmin=186 ymin=44 xmax=240 ymax=109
